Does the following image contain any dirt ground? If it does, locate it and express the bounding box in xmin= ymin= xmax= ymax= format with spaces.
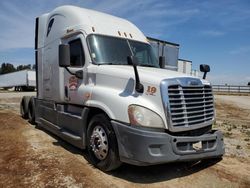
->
xmin=0 ymin=92 xmax=249 ymax=188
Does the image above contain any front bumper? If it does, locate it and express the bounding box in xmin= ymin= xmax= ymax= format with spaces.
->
xmin=112 ymin=121 xmax=225 ymax=166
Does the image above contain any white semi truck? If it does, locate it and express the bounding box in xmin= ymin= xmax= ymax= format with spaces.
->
xmin=0 ymin=70 xmax=36 ymax=91
xmin=20 ymin=5 xmax=224 ymax=171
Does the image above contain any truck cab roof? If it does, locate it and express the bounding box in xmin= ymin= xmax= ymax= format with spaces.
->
xmin=38 ymin=5 xmax=147 ymax=48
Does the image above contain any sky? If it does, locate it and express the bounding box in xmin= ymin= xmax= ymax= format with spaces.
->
xmin=0 ymin=0 xmax=249 ymax=85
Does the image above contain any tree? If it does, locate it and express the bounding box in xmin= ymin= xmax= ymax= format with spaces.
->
xmin=0 ymin=63 xmax=16 ymax=74
xmin=32 ymin=64 xmax=36 ymax=70
xmin=16 ymin=64 xmax=31 ymax=71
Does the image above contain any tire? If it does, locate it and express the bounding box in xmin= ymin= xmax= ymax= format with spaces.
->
xmin=87 ymin=114 xmax=121 ymax=171
xmin=28 ymin=97 xmax=36 ymax=125
xmin=20 ymin=96 xmax=30 ymax=119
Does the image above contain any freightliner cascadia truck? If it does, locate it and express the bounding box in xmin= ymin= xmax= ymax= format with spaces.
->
xmin=20 ymin=5 xmax=224 ymax=171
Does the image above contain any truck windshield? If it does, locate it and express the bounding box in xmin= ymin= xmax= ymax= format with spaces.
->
xmin=87 ymin=35 xmax=159 ymax=68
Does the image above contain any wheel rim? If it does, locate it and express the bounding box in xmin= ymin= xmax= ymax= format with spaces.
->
xmin=90 ymin=125 xmax=109 ymax=160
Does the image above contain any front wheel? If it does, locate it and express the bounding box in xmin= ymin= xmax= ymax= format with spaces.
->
xmin=87 ymin=114 xmax=121 ymax=171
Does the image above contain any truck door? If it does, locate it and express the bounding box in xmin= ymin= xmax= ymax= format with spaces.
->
xmin=63 ymin=34 xmax=86 ymax=104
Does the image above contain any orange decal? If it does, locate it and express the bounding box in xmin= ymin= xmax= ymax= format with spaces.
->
xmin=146 ymin=86 xmax=157 ymax=96
xmin=69 ymin=76 xmax=78 ymax=90
xmin=84 ymin=92 xmax=91 ymax=100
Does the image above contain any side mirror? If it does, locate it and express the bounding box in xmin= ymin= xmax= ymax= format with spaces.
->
xmin=159 ymin=56 xmax=165 ymax=69
xmin=200 ymin=64 xmax=210 ymax=79
xmin=200 ymin=64 xmax=210 ymax=73
xmin=59 ymin=44 xmax=70 ymax=67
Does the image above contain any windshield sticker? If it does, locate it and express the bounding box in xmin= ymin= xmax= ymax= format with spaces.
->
xmin=69 ymin=76 xmax=78 ymax=90
xmin=146 ymin=86 xmax=157 ymax=96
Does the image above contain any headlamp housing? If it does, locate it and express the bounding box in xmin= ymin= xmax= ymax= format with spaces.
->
xmin=128 ymin=105 xmax=164 ymax=128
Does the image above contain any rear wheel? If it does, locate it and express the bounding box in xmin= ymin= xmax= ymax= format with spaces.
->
xmin=20 ymin=96 xmax=30 ymax=119
xmin=28 ymin=97 xmax=36 ymax=124
xmin=87 ymin=114 xmax=121 ymax=171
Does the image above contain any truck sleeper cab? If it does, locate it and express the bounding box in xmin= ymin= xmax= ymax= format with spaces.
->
xmin=20 ymin=5 xmax=224 ymax=171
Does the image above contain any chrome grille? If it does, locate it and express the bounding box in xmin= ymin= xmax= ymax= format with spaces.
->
xmin=168 ymin=85 xmax=214 ymax=127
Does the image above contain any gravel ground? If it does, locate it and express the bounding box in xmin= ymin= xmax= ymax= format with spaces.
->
xmin=215 ymin=95 xmax=250 ymax=110
xmin=0 ymin=91 xmax=35 ymax=99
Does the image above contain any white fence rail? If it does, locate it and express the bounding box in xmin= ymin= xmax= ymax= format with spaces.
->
xmin=212 ymin=85 xmax=250 ymax=93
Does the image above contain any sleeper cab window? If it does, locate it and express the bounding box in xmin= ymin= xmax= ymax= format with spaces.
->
xmin=46 ymin=18 xmax=54 ymax=37
xmin=69 ymin=39 xmax=85 ymax=67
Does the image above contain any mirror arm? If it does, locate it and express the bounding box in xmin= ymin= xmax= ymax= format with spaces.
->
xmin=132 ymin=64 xmax=144 ymax=93
xmin=65 ymin=67 xmax=75 ymax=75
xmin=65 ymin=67 xmax=83 ymax=79
xmin=203 ymin=72 xmax=207 ymax=79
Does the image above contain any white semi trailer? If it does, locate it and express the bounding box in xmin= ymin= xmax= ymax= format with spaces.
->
xmin=20 ymin=5 xmax=224 ymax=171
xmin=178 ymin=59 xmax=192 ymax=75
xmin=0 ymin=70 xmax=36 ymax=91
xmin=148 ymin=37 xmax=179 ymax=71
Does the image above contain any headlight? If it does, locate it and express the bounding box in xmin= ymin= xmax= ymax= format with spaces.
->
xmin=128 ymin=105 xmax=164 ymax=128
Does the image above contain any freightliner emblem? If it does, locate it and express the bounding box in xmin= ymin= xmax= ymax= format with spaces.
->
xmin=188 ymin=80 xmax=199 ymax=86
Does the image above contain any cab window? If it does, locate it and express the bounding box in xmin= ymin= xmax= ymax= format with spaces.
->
xmin=69 ymin=39 xmax=85 ymax=67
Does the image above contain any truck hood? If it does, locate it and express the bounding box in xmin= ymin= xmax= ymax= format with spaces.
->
xmin=95 ymin=65 xmax=195 ymax=85
xmin=89 ymin=65 xmax=207 ymax=128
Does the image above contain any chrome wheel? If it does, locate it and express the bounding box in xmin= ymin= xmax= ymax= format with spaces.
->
xmin=90 ymin=125 xmax=109 ymax=160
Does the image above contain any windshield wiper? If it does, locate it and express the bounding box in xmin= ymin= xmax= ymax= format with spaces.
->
xmin=98 ymin=62 xmax=128 ymax=66
xmin=139 ymin=64 xmax=157 ymax=68
xmin=98 ymin=63 xmax=114 ymax=65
